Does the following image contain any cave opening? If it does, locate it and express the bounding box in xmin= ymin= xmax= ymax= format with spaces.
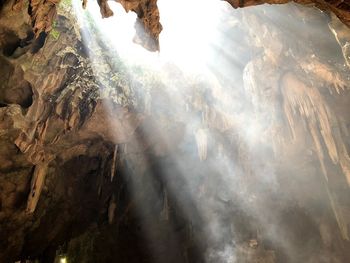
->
xmin=0 ymin=0 xmax=350 ymax=262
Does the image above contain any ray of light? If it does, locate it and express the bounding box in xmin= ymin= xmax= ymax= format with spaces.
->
xmin=70 ymin=0 xmax=350 ymax=261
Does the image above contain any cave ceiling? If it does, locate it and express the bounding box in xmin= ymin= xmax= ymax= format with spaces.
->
xmin=1 ymin=0 xmax=350 ymax=51
xmin=1 ymin=0 xmax=350 ymax=262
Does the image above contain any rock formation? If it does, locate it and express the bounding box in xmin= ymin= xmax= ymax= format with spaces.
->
xmin=2 ymin=0 xmax=350 ymax=52
xmin=0 ymin=0 xmax=350 ymax=262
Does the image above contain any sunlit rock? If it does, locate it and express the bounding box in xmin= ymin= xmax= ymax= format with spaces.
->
xmin=0 ymin=0 xmax=350 ymax=262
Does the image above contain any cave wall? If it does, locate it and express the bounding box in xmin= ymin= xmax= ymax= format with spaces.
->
xmin=1 ymin=0 xmax=350 ymax=52
xmin=0 ymin=0 xmax=350 ymax=263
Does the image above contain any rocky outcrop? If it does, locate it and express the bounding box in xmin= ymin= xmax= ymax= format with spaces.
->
xmin=1 ymin=0 xmax=350 ymax=52
xmin=15 ymin=0 xmax=162 ymax=51
xmin=0 ymin=2 xmax=139 ymax=260
xmin=0 ymin=1 xmax=350 ymax=263
xmin=226 ymin=0 xmax=350 ymax=25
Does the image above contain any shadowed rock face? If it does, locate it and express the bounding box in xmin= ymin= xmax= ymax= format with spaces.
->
xmin=0 ymin=57 xmax=33 ymax=108
xmin=0 ymin=0 xmax=350 ymax=262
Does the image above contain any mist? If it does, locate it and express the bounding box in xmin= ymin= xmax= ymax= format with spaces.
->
xmin=70 ymin=0 xmax=350 ymax=262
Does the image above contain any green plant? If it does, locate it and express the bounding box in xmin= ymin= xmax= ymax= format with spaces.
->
xmin=50 ymin=28 xmax=60 ymax=40
xmin=60 ymin=0 xmax=72 ymax=7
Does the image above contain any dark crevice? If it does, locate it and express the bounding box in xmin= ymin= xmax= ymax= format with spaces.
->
xmin=30 ymin=32 xmax=47 ymax=54
xmin=2 ymin=39 xmax=21 ymax=56
xmin=0 ymin=30 xmax=21 ymax=57
xmin=0 ymin=57 xmax=34 ymax=108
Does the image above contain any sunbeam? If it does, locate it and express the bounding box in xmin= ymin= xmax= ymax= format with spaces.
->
xmin=70 ymin=1 xmax=350 ymax=260
xmin=1 ymin=0 xmax=350 ymax=261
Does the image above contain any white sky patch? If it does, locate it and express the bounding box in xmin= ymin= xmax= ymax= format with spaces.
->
xmin=74 ymin=0 xmax=224 ymax=73
xmin=158 ymin=0 xmax=223 ymax=72
xmin=79 ymin=1 xmax=161 ymax=68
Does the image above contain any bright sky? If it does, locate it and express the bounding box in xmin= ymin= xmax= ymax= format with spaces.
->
xmin=75 ymin=0 xmax=224 ymax=72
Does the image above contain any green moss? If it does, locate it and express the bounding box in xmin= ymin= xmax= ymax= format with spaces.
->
xmin=50 ymin=28 xmax=60 ymax=40
xmin=60 ymin=0 xmax=72 ymax=7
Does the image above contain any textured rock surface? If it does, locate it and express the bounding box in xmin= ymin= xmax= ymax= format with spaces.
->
xmin=0 ymin=0 xmax=350 ymax=263
xmin=1 ymin=0 xmax=350 ymax=52
xmin=226 ymin=0 xmax=350 ymax=25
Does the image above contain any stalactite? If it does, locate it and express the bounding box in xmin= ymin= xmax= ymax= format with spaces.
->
xmin=339 ymin=143 xmax=350 ymax=186
xmin=280 ymin=73 xmax=350 ymax=240
xmin=110 ymin=145 xmax=118 ymax=182
xmin=195 ymin=128 xmax=207 ymax=161
xmin=26 ymin=162 xmax=48 ymax=213
xmin=108 ymin=194 xmax=117 ymax=224
xmin=281 ymin=73 xmax=350 ymax=184
xmin=329 ymin=13 xmax=350 ymax=69
xmin=160 ymin=188 xmax=169 ymax=221
xmin=325 ymin=184 xmax=349 ymax=240
xmin=97 ymin=159 xmax=106 ymax=197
